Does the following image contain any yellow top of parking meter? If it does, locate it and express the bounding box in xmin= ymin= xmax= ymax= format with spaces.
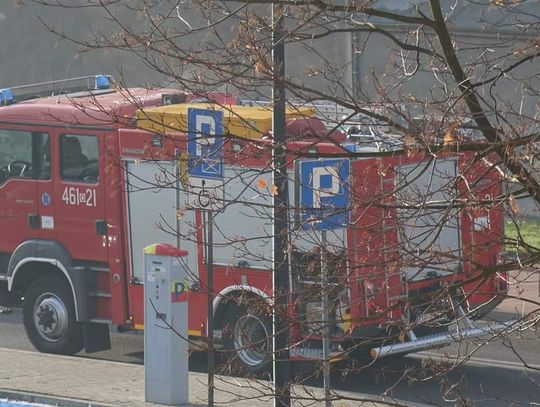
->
xmin=143 ymin=243 xmax=188 ymax=257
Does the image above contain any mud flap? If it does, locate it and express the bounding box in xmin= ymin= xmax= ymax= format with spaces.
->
xmin=0 ymin=281 xmax=9 ymax=305
xmin=83 ymin=322 xmax=111 ymax=353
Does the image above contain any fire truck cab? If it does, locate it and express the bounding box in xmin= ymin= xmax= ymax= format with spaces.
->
xmin=0 ymin=75 xmax=182 ymax=354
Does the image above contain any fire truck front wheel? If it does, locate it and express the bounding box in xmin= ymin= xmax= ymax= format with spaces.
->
xmin=223 ymin=304 xmax=272 ymax=375
xmin=23 ymin=275 xmax=84 ymax=355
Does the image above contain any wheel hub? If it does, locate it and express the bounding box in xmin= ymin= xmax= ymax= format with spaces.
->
xmin=33 ymin=295 xmax=69 ymax=342
xmin=37 ymin=305 xmax=56 ymax=330
xmin=233 ymin=314 xmax=270 ymax=367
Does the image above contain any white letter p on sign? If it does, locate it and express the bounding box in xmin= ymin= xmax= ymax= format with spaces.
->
xmin=312 ymin=166 xmax=340 ymax=208
xmin=195 ymin=114 xmax=216 ymax=156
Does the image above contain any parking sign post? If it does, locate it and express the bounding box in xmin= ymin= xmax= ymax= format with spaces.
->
xmin=320 ymin=229 xmax=331 ymax=407
xmin=187 ymin=107 xmax=224 ymax=407
xmin=299 ymin=158 xmax=350 ymax=407
xmin=206 ymin=209 xmax=214 ymax=407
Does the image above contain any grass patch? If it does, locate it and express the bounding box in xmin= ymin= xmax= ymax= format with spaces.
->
xmin=505 ymin=219 xmax=540 ymax=250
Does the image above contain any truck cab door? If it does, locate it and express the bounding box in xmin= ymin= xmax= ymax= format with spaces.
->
xmin=0 ymin=130 xmax=49 ymax=257
xmin=54 ymin=132 xmax=108 ymax=262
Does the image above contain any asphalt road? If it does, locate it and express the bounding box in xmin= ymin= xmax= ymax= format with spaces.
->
xmin=1 ymin=306 xmax=539 ymax=406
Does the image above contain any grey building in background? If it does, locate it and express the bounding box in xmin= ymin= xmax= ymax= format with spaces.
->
xmin=352 ymin=1 xmax=539 ymax=115
xmin=3 ymin=2 xmax=537 ymax=108
xmin=0 ymin=2 xmax=351 ymax=94
xmin=0 ymin=2 xmax=165 ymax=87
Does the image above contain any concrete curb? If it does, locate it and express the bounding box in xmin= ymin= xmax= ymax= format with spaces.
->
xmin=487 ymin=309 xmax=522 ymax=321
xmin=0 ymin=388 xmax=432 ymax=407
xmin=0 ymin=389 xmax=112 ymax=407
xmin=487 ymin=308 xmax=539 ymax=322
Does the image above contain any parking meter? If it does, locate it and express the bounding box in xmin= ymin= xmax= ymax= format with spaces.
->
xmin=144 ymin=243 xmax=189 ymax=405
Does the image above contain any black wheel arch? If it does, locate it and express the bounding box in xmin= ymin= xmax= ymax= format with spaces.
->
xmin=8 ymin=239 xmax=88 ymax=321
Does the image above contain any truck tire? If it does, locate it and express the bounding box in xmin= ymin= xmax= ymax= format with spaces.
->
xmin=222 ymin=303 xmax=272 ymax=376
xmin=23 ymin=275 xmax=84 ymax=355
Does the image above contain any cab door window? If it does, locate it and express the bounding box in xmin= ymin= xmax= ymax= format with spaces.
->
xmin=60 ymin=134 xmax=99 ymax=183
xmin=0 ymin=130 xmax=49 ymax=184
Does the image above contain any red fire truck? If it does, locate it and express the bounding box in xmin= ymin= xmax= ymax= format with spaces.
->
xmin=0 ymin=75 xmax=509 ymax=373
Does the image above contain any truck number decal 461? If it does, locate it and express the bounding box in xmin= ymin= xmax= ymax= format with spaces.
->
xmin=62 ymin=186 xmax=97 ymax=207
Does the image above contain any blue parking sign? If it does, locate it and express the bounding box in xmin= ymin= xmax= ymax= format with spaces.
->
xmin=299 ymin=159 xmax=350 ymax=230
xmin=187 ymin=108 xmax=224 ymax=179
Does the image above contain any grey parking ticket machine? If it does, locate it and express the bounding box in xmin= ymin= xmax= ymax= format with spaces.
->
xmin=144 ymin=243 xmax=189 ymax=405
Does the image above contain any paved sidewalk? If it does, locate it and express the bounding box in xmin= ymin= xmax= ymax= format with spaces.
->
xmin=0 ymin=348 xmax=409 ymax=407
xmin=491 ymin=267 xmax=539 ymax=319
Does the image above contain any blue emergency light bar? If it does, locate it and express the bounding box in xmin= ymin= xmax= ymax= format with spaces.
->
xmin=0 ymin=74 xmax=114 ymax=106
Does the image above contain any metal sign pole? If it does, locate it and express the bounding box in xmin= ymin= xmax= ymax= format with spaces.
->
xmin=207 ymin=210 xmax=215 ymax=407
xmin=272 ymin=3 xmax=291 ymax=406
xmin=320 ymin=230 xmax=331 ymax=407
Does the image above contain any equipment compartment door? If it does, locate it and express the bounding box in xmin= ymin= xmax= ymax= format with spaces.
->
xmin=396 ymin=158 xmax=461 ymax=282
xmin=125 ymin=160 xmax=200 ymax=282
xmin=54 ymin=132 xmax=108 ymax=261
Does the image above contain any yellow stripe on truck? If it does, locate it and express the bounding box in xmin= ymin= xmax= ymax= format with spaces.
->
xmin=134 ymin=324 xmax=203 ymax=337
xmin=136 ymin=103 xmax=315 ymax=141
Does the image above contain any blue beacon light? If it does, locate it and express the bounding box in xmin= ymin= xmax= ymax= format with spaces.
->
xmin=0 ymin=88 xmax=14 ymax=106
xmin=95 ymin=75 xmax=111 ymax=90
